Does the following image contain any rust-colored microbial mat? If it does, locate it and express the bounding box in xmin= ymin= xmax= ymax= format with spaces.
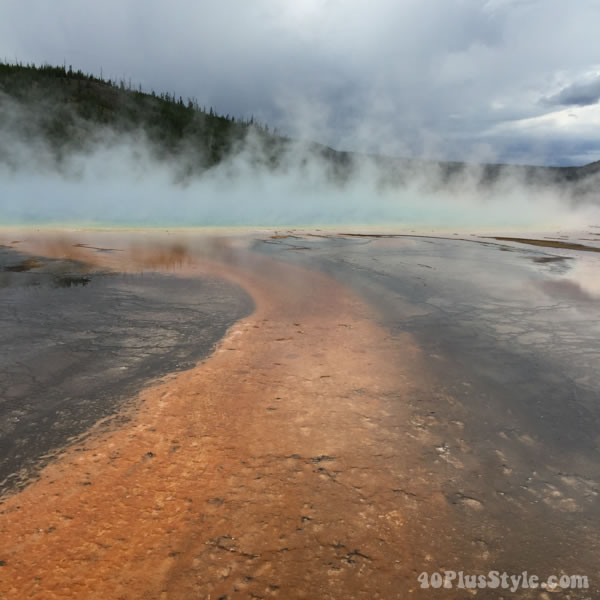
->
xmin=0 ymin=236 xmax=452 ymax=599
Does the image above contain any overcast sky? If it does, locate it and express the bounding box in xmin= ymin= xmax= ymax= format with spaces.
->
xmin=2 ymin=0 xmax=600 ymax=165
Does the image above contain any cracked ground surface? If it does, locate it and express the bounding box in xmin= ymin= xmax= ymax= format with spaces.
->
xmin=0 ymin=230 xmax=599 ymax=599
xmin=0 ymin=246 xmax=253 ymax=496
xmin=0 ymin=235 xmax=447 ymax=599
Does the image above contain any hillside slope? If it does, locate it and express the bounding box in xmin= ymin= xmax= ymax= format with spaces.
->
xmin=1 ymin=61 xmax=599 ymax=190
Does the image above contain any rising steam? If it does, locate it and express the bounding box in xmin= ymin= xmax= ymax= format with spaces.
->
xmin=1 ymin=92 xmax=599 ymax=231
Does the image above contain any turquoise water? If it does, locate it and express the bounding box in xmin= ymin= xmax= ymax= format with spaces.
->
xmin=1 ymin=158 xmax=598 ymax=229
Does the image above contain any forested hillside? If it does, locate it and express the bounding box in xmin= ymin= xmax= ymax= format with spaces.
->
xmin=0 ymin=61 xmax=287 ymax=171
xmin=1 ymin=61 xmax=599 ymax=190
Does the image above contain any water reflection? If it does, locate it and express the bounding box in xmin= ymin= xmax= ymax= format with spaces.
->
xmin=255 ymin=231 xmax=600 ymax=583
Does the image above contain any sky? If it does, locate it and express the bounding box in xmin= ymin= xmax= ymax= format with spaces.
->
xmin=2 ymin=0 xmax=600 ymax=166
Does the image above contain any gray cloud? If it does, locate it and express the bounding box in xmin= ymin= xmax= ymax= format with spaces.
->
xmin=1 ymin=0 xmax=600 ymax=165
xmin=542 ymin=75 xmax=600 ymax=107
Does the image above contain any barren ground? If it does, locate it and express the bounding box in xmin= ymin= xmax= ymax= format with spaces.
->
xmin=1 ymin=231 xmax=598 ymax=599
xmin=0 ymin=237 xmax=454 ymax=599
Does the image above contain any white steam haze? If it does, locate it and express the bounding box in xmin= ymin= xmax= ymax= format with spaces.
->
xmin=1 ymin=0 xmax=600 ymax=229
xmin=1 ymin=118 xmax=599 ymax=230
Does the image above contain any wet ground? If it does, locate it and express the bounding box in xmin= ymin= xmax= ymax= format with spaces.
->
xmin=0 ymin=229 xmax=598 ymax=598
xmin=0 ymin=245 xmax=253 ymax=495
xmin=257 ymin=232 xmax=600 ymax=592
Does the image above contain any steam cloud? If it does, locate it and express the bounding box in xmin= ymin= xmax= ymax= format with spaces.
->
xmin=1 ymin=93 xmax=599 ymax=231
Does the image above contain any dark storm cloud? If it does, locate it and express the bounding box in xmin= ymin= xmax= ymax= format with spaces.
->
xmin=542 ymin=76 xmax=600 ymax=107
xmin=1 ymin=0 xmax=600 ymax=165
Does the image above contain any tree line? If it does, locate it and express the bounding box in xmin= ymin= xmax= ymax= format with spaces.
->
xmin=0 ymin=60 xmax=286 ymax=170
